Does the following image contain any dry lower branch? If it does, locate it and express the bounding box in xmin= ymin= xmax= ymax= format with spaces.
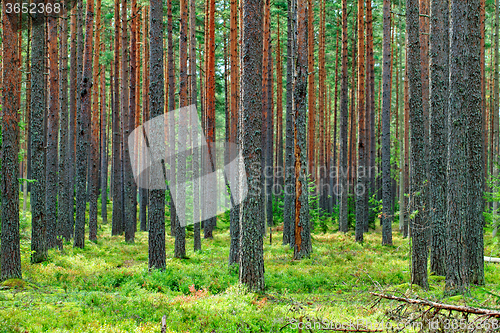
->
xmin=370 ymin=293 xmax=500 ymax=317
xmin=484 ymin=256 xmax=500 ymax=263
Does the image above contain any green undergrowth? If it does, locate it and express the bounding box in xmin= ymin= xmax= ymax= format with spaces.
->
xmin=1 ymin=197 xmax=500 ymax=332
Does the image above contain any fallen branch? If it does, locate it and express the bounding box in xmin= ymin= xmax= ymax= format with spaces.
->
xmin=370 ymin=293 xmax=500 ymax=318
xmin=484 ymin=256 xmax=500 ymax=263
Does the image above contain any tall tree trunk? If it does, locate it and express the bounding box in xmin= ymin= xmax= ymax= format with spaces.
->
xmin=318 ymin=0 xmax=327 ymax=216
xmin=293 ymin=0 xmax=311 ymax=259
xmin=205 ymin=0 xmax=217 ymax=239
xmin=331 ymin=25 xmax=340 ymax=212
xmin=397 ymin=0 xmax=405 ymax=235
xmin=46 ymin=0 xmax=60 ymax=249
xmin=189 ymin=0 xmax=201 ymax=251
xmin=30 ymin=0 xmax=47 ymax=263
xmin=407 ymin=0 xmax=428 ymax=289
xmin=72 ymin=0 xmax=85 ymax=238
xmin=493 ymin=0 xmax=499 ymax=234
xmin=265 ymin=7 xmax=274 ymax=230
xmin=307 ymin=0 xmax=315 ymax=185
xmin=355 ymin=0 xmax=366 ymax=242
xmin=381 ymin=0 xmax=393 ymax=245
xmin=149 ymin=0 xmax=167 ymax=270
xmin=239 ymin=0 xmax=265 ymax=291
xmin=121 ymin=0 xmax=135 ymax=243
xmin=23 ymin=20 xmax=32 ymax=214
xmin=429 ymin=0 xmax=448 ymax=277
xmin=261 ymin=0 xmax=273 ymax=231
xmin=58 ymin=5 xmax=70 ymax=242
xmin=275 ymin=17 xmax=284 ymax=200
xmin=338 ymin=0 xmax=349 ymax=233
xmin=167 ymin=0 xmax=177 ymax=237
xmin=229 ymin=0 xmax=240 ymax=262
xmin=283 ymin=0 xmax=296 ymax=246
xmin=175 ymin=0 xmax=188 ymax=259
xmin=481 ymin=0 xmax=486 ymax=208
xmin=100 ymin=57 xmax=108 ymax=226
xmin=127 ymin=0 xmax=138 ymax=238
xmin=89 ymin=0 xmax=102 ymax=242
xmin=140 ymin=7 xmax=149 ymax=232
xmin=1 ymin=0 xmax=22 ymax=279
xmin=366 ymin=0 xmax=376 ymax=228
xmin=112 ymin=0 xmax=123 ymax=236
xmin=74 ymin=0 xmax=95 ymax=248
xmin=465 ymin=0 xmax=485 ymax=287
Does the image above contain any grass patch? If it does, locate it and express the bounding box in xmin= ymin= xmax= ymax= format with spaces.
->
xmin=1 ymin=198 xmax=499 ymax=332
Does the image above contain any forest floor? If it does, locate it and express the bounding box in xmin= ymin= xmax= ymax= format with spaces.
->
xmin=1 ymin=197 xmax=500 ymax=332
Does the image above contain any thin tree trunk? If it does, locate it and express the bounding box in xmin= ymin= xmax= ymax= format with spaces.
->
xmin=338 ymin=0 xmax=349 ymax=233
xmin=205 ymin=0 xmax=217 ymax=239
xmin=381 ymin=0 xmax=393 ymax=245
xmin=89 ymin=0 xmax=102 ymax=242
xmin=318 ymin=0 xmax=327 ymax=216
xmin=46 ymin=0 xmax=60 ymax=249
xmin=112 ymin=0 xmax=123 ymax=236
xmin=355 ymin=0 xmax=366 ymax=243
xmin=293 ymin=0 xmax=311 ymax=260
xmin=307 ymin=0 xmax=315 ymax=184
xmin=57 ymin=6 xmax=69 ymax=242
xmin=189 ymin=0 xmax=201 ymax=251
xmin=167 ymin=0 xmax=177 ymax=237
xmin=366 ymin=0 xmax=376 ymax=228
xmin=229 ymin=0 xmax=240 ymax=261
xmin=101 ymin=56 xmax=108 ymax=226
xmin=283 ymin=0 xmax=296 ymax=246
xmin=127 ymin=0 xmax=138 ymax=238
xmin=139 ymin=7 xmax=149 ymax=232
xmin=74 ymin=0 xmax=95 ymax=248
xmin=122 ymin=0 xmax=135 ymax=243
xmin=332 ymin=25 xmax=340 ymax=212
xmin=175 ymin=0 xmax=188 ymax=258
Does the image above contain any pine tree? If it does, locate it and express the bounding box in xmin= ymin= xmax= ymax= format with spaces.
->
xmin=338 ymin=0 xmax=349 ymax=233
xmin=283 ymin=0 xmax=296 ymax=246
xmin=112 ymin=0 xmax=123 ymax=236
xmin=407 ymin=0 xmax=428 ymax=289
xmin=89 ymin=0 xmax=102 ymax=242
xmin=355 ymin=0 xmax=366 ymax=242
xmin=293 ymin=0 xmax=311 ymax=260
xmin=30 ymin=0 xmax=48 ymax=263
xmin=148 ymin=0 xmax=167 ymax=270
xmin=46 ymin=0 xmax=60 ymax=249
xmin=239 ymin=0 xmax=265 ymax=292
xmin=74 ymin=0 xmax=95 ymax=248
xmin=229 ymin=0 xmax=240 ymax=263
xmin=429 ymin=0 xmax=448 ymax=277
xmin=175 ymin=0 xmax=189 ymax=259
xmin=58 ymin=4 xmax=70 ymax=242
xmin=381 ymin=0 xmax=393 ymax=245
xmin=1 ymin=0 xmax=22 ymax=279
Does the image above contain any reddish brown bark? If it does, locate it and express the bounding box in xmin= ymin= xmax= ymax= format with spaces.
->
xmin=307 ymin=0 xmax=315 ymax=182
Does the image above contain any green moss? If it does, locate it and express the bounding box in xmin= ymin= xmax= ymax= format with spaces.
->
xmin=1 ymin=201 xmax=499 ymax=332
